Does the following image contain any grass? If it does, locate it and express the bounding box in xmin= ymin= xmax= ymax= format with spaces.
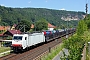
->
xmin=0 ymin=47 xmax=11 ymax=57
xmin=0 ymin=51 xmax=10 ymax=57
xmin=86 ymin=44 xmax=90 ymax=60
xmin=0 ymin=47 xmax=10 ymax=53
xmin=86 ymin=54 xmax=90 ymax=60
xmin=41 ymin=43 xmax=64 ymax=60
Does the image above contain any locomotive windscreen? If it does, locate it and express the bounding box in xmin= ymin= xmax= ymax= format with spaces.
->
xmin=13 ymin=36 xmax=22 ymax=40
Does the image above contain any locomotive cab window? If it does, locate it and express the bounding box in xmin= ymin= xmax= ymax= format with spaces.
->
xmin=25 ymin=37 xmax=27 ymax=40
xmin=13 ymin=36 xmax=22 ymax=40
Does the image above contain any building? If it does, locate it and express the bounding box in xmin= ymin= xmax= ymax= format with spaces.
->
xmin=11 ymin=24 xmax=17 ymax=30
xmin=0 ymin=26 xmax=10 ymax=34
xmin=3 ymin=30 xmax=21 ymax=37
xmin=48 ymin=23 xmax=56 ymax=31
xmin=31 ymin=24 xmax=34 ymax=29
xmin=30 ymin=23 xmax=56 ymax=31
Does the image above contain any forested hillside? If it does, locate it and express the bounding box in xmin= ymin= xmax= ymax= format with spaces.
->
xmin=0 ymin=5 xmax=85 ymax=28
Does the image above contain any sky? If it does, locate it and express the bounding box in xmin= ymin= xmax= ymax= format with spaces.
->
xmin=0 ymin=0 xmax=90 ymax=13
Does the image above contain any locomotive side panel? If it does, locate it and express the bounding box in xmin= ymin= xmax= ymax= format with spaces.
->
xmin=27 ymin=33 xmax=45 ymax=47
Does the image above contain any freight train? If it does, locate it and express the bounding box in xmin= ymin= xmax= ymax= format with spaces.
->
xmin=11 ymin=28 xmax=75 ymax=52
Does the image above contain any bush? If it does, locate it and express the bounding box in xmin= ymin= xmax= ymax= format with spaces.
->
xmin=63 ymin=35 xmax=85 ymax=60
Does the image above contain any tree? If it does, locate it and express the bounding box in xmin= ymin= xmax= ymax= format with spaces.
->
xmin=16 ymin=20 xmax=31 ymax=32
xmin=77 ymin=20 xmax=87 ymax=36
xmin=0 ymin=5 xmax=84 ymax=28
xmin=63 ymin=35 xmax=85 ymax=60
xmin=35 ymin=18 xmax=48 ymax=31
xmin=85 ymin=14 xmax=90 ymax=29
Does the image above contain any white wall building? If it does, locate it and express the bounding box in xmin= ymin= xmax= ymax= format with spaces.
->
xmin=48 ymin=23 xmax=56 ymax=31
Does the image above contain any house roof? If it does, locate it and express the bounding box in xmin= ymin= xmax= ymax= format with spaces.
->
xmin=3 ymin=30 xmax=21 ymax=36
xmin=0 ymin=26 xmax=10 ymax=30
xmin=30 ymin=23 xmax=56 ymax=29
xmin=0 ymin=26 xmax=5 ymax=30
xmin=8 ymin=30 xmax=21 ymax=35
xmin=48 ymin=23 xmax=56 ymax=28
xmin=0 ymin=34 xmax=3 ymax=36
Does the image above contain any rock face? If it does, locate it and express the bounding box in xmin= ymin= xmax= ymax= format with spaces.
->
xmin=61 ymin=15 xmax=85 ymax=21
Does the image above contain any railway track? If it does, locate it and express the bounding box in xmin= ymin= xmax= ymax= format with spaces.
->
xmin=0 ymin=32 xmax=73 ymax=60
xmin=0 ymin=53 xmax=17 ymax=60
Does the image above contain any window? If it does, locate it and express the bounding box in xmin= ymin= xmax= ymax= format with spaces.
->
xmin=25 ymin=37 xmax=27 ymax=40
xmin=13 ymin=36 xmax=22 ymax=40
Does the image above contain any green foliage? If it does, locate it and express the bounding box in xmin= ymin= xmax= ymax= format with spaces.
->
xmin=16 ymin=20 xmax=31 ymax=32
xmin=0 ymin=6 xmax=84 ymax=28
xmin=63 ymin=35 xmax=85 ymax=60
xmin=83 ymin=31 xmax=90 ymax=43
xmin=62 ymin=14 xmax=90 ymax=60
xmin=85 ymin=14 xmax=90 ymax=29
xmin=77 ymin=20 xmax=87 ymax=36
xmin=0 ymin=17 xmax=1 ymax=22
xmin=35 ymin=18 xmax=48 ymax=31
xmin=0 ymin=47 xmax=10 ymax=53
xmin=41 ymin=43 xmax=64 ymax=60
